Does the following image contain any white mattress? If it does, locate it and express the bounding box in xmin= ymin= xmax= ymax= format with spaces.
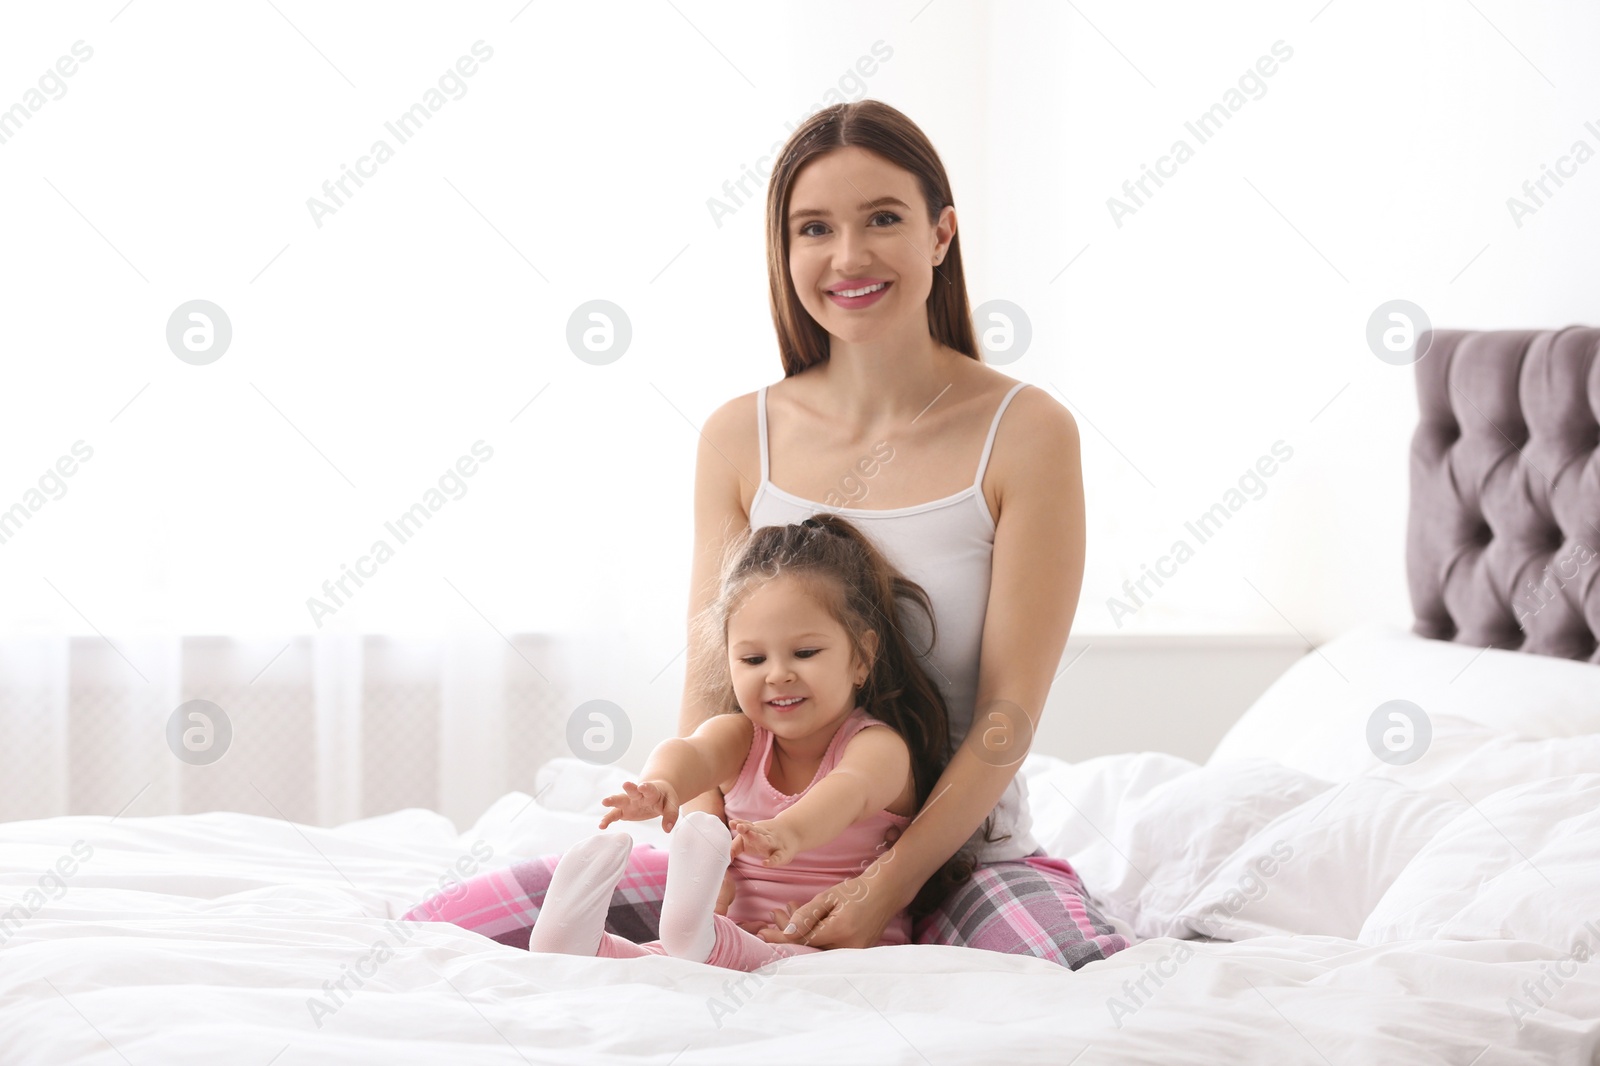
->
xmin=3 ymin=624 xmax=1598 ymax=1064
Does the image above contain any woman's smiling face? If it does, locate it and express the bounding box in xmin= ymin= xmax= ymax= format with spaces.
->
xmin=786 ymin=146 xmax=955 ymax=341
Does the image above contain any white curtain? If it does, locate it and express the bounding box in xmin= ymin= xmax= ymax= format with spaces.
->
xmin=0 ymin=632 xmax=603 ymax=831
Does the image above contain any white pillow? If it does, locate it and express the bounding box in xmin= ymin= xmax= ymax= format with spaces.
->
xmin=1075 ymin=758 xmax=1335 ymax=940
xmin=1357 ymin=725 xmax=1600 ymax=801
xmin=1207 ymin=622 xmax=1600 ymax=780
xmin=1174 ymin=774 xmax=1464 ymax=941
xmin=1359 ymin=773 xmax=1600 ymax=953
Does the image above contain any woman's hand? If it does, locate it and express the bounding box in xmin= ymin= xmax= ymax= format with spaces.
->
xmin=729 ymin=818 xmax=801 ymax=868
xmin=752 ymin=860 xmax=906 ymax=951
xmin=599 ymin=779 xmax=681 ymax=831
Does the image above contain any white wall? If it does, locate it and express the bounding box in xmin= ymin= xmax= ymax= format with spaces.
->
xmin=980 ymin=0 xmax=1600 ymax=644
xmin=2 ymin=3 xmax=1595 ymax=812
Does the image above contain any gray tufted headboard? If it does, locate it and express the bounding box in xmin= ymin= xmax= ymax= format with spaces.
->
xmin=1407 ymin=327 xmax=1600 ymax=664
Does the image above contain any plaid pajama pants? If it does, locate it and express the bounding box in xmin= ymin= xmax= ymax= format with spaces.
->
xmin=400 ymin=841 xmax=1131 ymax=971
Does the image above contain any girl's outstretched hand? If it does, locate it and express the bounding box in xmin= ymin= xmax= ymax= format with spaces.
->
xmin=729 ymin=818 xmax=799 ymax=868
xmin=715 ymin=832 xmax=744 ymax=916
xmin=599 ymin=779 xmax=681 ymax=830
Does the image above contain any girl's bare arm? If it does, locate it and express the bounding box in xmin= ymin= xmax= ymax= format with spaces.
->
xmin=740 ymin=727 xmax=910 ymax=863
xmin=636 ymin=714 xmax=752 ymax=812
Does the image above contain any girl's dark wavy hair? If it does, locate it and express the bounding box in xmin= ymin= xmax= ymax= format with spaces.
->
xmin=687 ymin=512 xmax=1010 ymax=920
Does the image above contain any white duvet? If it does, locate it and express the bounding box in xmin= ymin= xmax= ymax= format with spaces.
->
xmin=3 ymin=625 xmax=1598 ymax=1064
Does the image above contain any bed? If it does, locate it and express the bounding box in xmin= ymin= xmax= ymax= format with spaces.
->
xmin=4 ymin=327 xmax=1599 ymax=1064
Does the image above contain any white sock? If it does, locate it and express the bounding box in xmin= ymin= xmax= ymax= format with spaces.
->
xmin=528 ymin=831 xmax=633 ymax=956
xmin=659 ymin=810 xmax=731 ymax=964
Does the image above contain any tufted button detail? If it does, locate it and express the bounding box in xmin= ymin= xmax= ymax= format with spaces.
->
xmin=1408 ymin=326 xmax=1600 ymax=664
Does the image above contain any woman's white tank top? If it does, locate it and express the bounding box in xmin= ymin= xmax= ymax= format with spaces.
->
xmin=746 ymin=379 xmax=1041 ymax=864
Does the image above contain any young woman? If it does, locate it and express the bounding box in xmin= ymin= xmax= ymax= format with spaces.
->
xmin=405 ymin=99 xmax=1128 ymax=970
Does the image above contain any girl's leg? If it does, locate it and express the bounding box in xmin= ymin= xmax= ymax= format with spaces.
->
xmin=597 ymin=933 xmax=666 ymax=958
xmin=655 ymin=809 xmax=733 ymax=963
xmin=655 ymin=809 xmax=818 ymax=971
xmin=399 ymin=837 xmax=670 ymax=949
xmin=703 ymin=915 xmax=818 ymax=970
xmin=912 ymin=849 xmax=1132 ymax=970
xmin=529 ymin=832 xmax=636 ymax=955
xmin=592 ymin=920 xmax=818 ymax=970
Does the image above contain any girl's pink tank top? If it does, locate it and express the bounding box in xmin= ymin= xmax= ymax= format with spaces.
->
xmin=722 ymin=706 xmax=914 ymax=946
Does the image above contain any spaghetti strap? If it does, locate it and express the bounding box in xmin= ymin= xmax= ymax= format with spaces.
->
xmin=973 ymin=382 xmax=1030 ymax=490
xmin=756 ymin=385 xmax=771 ymax=484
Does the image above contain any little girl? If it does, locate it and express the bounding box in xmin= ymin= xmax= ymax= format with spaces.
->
xmin=526 ymin=513 xmax=988 ymax=970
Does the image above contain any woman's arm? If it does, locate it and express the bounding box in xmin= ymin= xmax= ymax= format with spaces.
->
xmin=676 ymin=396 xmax=759 ymax=821
xmin=763 ymin=397 xmax=1085 ymax=946
xmin=735 ymin=726 xmax=911 ymax=865
xmin=875 ymin=400 xmax=1084 ymax=908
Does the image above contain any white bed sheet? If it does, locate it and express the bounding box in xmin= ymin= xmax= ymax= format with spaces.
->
xmin=4 ymin=631 xmax=1599 ymax=1064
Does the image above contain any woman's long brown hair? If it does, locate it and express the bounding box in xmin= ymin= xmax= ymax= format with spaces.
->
xmin=687 ymin=513 xmax=1010 ymax=920
xmin=764 ymin=99 xmax=982 ymax=380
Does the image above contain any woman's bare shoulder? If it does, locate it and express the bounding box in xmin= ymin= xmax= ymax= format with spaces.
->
xmin=999 ymin=376 xmax=1077 ymax=437
xmin=952 ymin=358 xmax=1065 ymax=419
xmin=703 ymin=378 xmax=816 ymax=438
xmin=696 ymin=389 xmax=767 ymax=514
xmin=985 ymin=377 xmax=1081 ymax=512
xmin=701 ymin=388 xmax=760 ymax=438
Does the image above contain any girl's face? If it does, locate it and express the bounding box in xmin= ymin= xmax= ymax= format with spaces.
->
xmin=727 ymin=574 xmax=878 ymax=744
xmin=786 ymin=146 xmax=956 ymax=343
